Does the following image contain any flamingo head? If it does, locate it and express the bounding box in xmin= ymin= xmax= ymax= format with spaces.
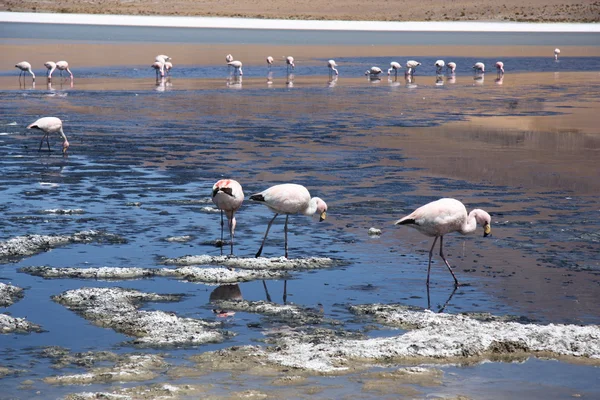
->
xmin=62 ymin=139 xmax=70 ymax=154
xmin=473 ymin=209 xmax=492 ymax=237
xmin=315 ymin=198 xmax=328 ymax=221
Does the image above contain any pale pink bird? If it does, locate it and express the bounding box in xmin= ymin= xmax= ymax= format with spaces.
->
xmin=164 ymin=61 xmax=173 ymax=75
xmin=446 ymin=62 xmax=457 ymax=74
xmin=225 ymin=54 xmax=233 ymax=63
xmin=554 ymin=48 xmax=560 ymax=61
xmin=267 ymin=56 xmax=274 ymax=69
xmin=387 ymin=62 xmax=401 ymax=77
xmin=15 ymin=61 xmax=35 ymax=81
xmin=365 ymin=66 xmax=383 ymax=78
xmin=434 ymin=60 xmax=445 ymax=74
xmin=27 ymin=117 xmax=70 ymax=154
xmin=151 ymin=60 xmax=165 ymax=78
xmin=405 ymin=60 xmax=421 ymax=75
xmin=228 ymin=60 xmax=243 ymax=76
xmin=212 ymin=179 xmax=244 ymax=256
xmin=286 ymin=56 xmax=295 ymax=73
xmin=44 ymin=61 xmax=56 ymax=78
xmin=156 ymin=55 xmax=171 ymax=63
xmin=473 ymin=62 xmax=485 ymax=73
xmin=395 ymin=198 xmax=491 ymax=287
xmin=495 ymin=61 xmax=505 ymax=75
xmin=55 ymin=61 xmax=73 ymax=80
xmin=328 ymin=59 xmax=339 ymax=76
xmin=250 ymin=183 xmax=327 ymax=258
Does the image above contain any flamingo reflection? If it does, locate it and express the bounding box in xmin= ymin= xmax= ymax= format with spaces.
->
xmin=210 ymin=284 xmax=242 ymax=317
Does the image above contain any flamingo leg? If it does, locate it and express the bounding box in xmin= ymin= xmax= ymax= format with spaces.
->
xmin=439 ymin=236 xmax=460 ymax=287
xmin=284 ymin=215 xmax=289 ymax=258
xmin=427 ymin=236 xmax=439 ymax=287
xmin=229 ymin=215 xmax=235 ymax=256
xmin=262 ymin=280 xmax=272 ymax=302
xmin=219 ymin=210 xmax=224 ymax=256
xmin=256 ymin=213 xmax=278 ymax=258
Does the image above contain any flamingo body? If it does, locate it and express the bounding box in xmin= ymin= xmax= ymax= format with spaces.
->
xmin=212 ymin=179 xmax=244 ymax=255
xmin=554 ymin=48 xmax=561 ymax=61
xmin=250 ymin=183 xmax=327 ymax=258
xmin=152 ymin=60 xmax=165 ymax=78
xmin=395 ymin=198 xmax=491 ymax=286
xmin=365 ymin=66 xmax=383 ymax=77
xmin=473 ymin=62 xmax=485 ymax=73
xmin=286 ymin=56 xmax=295 ymax=70
xmin=495 ymin=61 xmax=505 ymax=74
xmin=435 ymin=60 xmax=445 ymax=74
xmin=267 ymin=56 xmax=274 ymax=69
xmin=156 ymin=55 xmax=171 ymax=63
xmin=446 ymin=62 xmax=457 ymax=74
xmin=44 ymin=61 xmax=56 ymax=78
xmin=27 ymin=117 xmax=70 ymax=154
xmin=328 ymin=59 xmax=339 ymax=76
xmin=406 ymin=60 xmax=421 ymax=75
xmin=15 ymin=61 xmax=35 ymax=81
xmin=55 ymin=61 xmax=73 ymax=79
xmin=388 ymin=61 xmax=401 ymax=76
xmin=228 ymin=60 xmax=243 ymax=76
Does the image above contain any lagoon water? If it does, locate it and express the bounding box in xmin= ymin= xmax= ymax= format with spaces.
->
xmin=1 ymin=21 xmax=599 ymax=399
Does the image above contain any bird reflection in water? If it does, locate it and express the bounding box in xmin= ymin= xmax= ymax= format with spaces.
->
xmin=155 ymin=77 xmax=172 ymax=92
xmin=495 ymin=75 xmax=504 ymax=85
xmin=473 ymin=74 xmax=485 ymax=85
xmin=227 ymin=75 xmax=243 ymax=89
xmin=267 ymin=71 xmax=273 ymax=86
xmin=327 ymin=75 xmax=338 ymax=87
xmin=435 ymin=75 xmax=444 ymax=86
xmin=427 ymin=286 xmax=458 ymax=313
xmin=286 ymin=73 xmax=294 ymax=88
xmin=262 ymin=280 xmax=289 ymax=304
xmin=209 ymin=284 xmax=242 ymax=318
xmin=446 ymin=75 xmax=456 ymax=84
xmin=405 ymin=74 xmax=417 ymax=89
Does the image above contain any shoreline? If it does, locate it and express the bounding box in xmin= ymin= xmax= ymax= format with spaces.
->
xmin=2 ymin=12 xmax=600 ymax=32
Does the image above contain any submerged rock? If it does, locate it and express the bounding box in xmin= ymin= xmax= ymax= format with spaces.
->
xmin=162 ymin=255 xmax=339 ymax=271
xmin=0 ymin=313 xmax=42 ymax=334
xmin=0 ymin=282 xmax=24 ymax=307
xmin=53 ymin=287 xmax=226 ymax=346
xmin=0 ymin=231 xmax=126 ymax=261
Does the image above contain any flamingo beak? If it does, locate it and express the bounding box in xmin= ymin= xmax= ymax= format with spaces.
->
xmin=319 ymin=211 xmax=327 ymax=222
xmin=483 ymin=224 xmax=491 ymax=237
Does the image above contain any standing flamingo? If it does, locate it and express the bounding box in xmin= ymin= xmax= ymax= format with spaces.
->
xmin=405 ymin=60 xmax=421 ymax=75
xmin=395 ymin=198 xmax=491 ymax=287
xmin=250 ymin=183 xmax=327 ymax=258
xmin=434 ymin=60 xmax=445 ymax=74
xmin=286 ymin=56 xmax=295 ymax=73
xmin=44 ymin=61 xmax=56 ymax=78
xmin=228 ymin=60 xmax=243 ymax=76
xmin=27 ymin=117 xmax=70 ymax=154
xmin=554 ymin=48 xmax=561 ymax=61
xmin=55 ymin=61 xmax=73 ymax=80
xmin=212 ymin=179 xmax=244 ymax=256
xmin=15 ymin=61 xmax=35 ymax=81
xmin=266 ymin=56 xmax=274 ymax=70
xmin=473 ymin=62 xmax=485 ymax=73
xmin=446 ymin=62 xmax=457 ymax=74
xmin=152 ymin=60 xmax=165 ymax=78
xmin=495 ymin=61 xmax=505 ymax=75
xmin=387 ymin=62 xmax=401 ymax=77
xmin=328 ymin=59 xmax=339 ymax=76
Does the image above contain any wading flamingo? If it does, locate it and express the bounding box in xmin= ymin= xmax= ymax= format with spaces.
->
xmin=226 ymin=54 xmax=234 ymax=72
xmin=212 ymin=179 xmax=244 ymax=256
xmin=55 ymin=61 xmax=73 ymax=80
xmin=15 ymin=61 xmax=35 ymax=81
xmin=554 ymin=48 xmax=560 ymax=61
xmin=365 ymin=66 xmax=383 ymax=79
xmin=27 ymin=117 xmax=70 ymax=154
xmin=228 ymin=60 xmax=243 ymax=76
xmin=435 ymin=60 xmax=445 ymax=74
xmin=473 ymin=62 xmax=485 ymax=73
xmin=156 ymin=55 xmax=171 ymax=62
xmin=267 ymin=56 xmax=274 ymax=70
xmin=44 ymin=61 xmax=56 ymax=78
xmin=328 ymin=59 xmax=339 ymax=76
xmin=164 ymin=61 xmax=173 ymax=75
xmin=406 ymin=60 xmax=421 ymax=75
xmin=250 ymin=183 xmax=327 ymax=258
xmin=152 ymin=60 xmax=165 ymax=78
xmin=495 ymin=61 xmax=505 ymax=75
xmin=446 ymin=62 xmax=457 ymax=74
xmin=387 ymin=61 xmax=401 ymax=77
xmin=286 ymin=56 xmax=295 ymax=73
xmin=395 ymin=198 xmax=491 ymax=287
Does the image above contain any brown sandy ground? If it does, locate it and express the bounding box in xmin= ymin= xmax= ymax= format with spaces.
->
xmin=1 ymin=0 xmax=599 ymax=23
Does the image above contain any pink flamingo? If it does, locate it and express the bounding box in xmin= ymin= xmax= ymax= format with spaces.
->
xmin=286 ymin=56 xmax=295 ymax=73
xmin=387 ymin=62 xmax=401 ymax=77
xmin=44 ymin=61 xmax=56 ymax=78
xmin=267 ymin=56 xmax=274 ymax=70
xmin=164 ymin=61 xmax=173 ymax=75
xmin=365 ymin=66 xmax=383 ymax=79
xmin=228 ymin=60 xmax=243 ymax=76
xmin=446 ymin=62 xmax=457 ymax=74
xmin=395 ymin=198 xmax=491 ymax=287
xmin=554 ymin=48 xmax=560 ymax=61
xmin=405 ymin=60 xmax=421 ymax=75
xmin=27 ymin=117 xmax=70 ymax=154
xmin=15 ymin=61 xmax=35 ymax=81
xmin=250 ymin=183 xmax=327 ymax=258
xmin=473 ymin=62 xmax=485 ymax=73
xmin=151 ymin=60 xmax=165 ymax=78
xmin=328 ymin=59 xmax=339 ymax=76
xmin=435 ymin=60 xmax=445 ymax=74
xmin=495 ymin=61 xmax=505 ymax=75
xmin=156 ymin=55 xmax=171 ymax=63
xmin=55 ymin=61 xmax=73 ymax=80
xmin=212 ymin=179 xmax=244 ymax=256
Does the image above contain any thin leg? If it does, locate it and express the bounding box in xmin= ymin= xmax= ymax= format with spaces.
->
xmin=283 ymin=280 xmax=288 ymax=304
xmin=439 ymin=236 xmax=460 ymax=287
xmin=229 ymin=216 xmax=235 ymax=256
xmin=219 ymin=210 xmax=224 ymax=256
xmin=256 ymin=213 xmax=278 ymax=258
xmin=284 ymin=215 xmax=289 ymax=258
xmin=262 ymin=280 xmax=272 ymax=302
xmin=437 ymin=286 xmax=458 ymax=313
xmin=427 ymin=236 xmax=439 ymax=287
xmin=46 ymin=136 xmax=51 ymax=151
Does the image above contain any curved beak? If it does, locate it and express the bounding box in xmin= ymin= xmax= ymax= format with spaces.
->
xmin=319 ymin=211 xmax=327 ymax=222
xmin=483 ymin=224 xmax=491 ymax=237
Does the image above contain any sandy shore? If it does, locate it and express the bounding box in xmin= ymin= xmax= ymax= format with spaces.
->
xmin=1 ymin=0 xmax=599 ymax=22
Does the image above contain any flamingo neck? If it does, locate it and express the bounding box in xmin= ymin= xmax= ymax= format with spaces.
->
xmin=58 ymin=127 xmax=68 ymax=142
xmin=303 ymin=198 xmax=319 ymax=216
xmin=460 ymin=210 xmax=480 ymax=235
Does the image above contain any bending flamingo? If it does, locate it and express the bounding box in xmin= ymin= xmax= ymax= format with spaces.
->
xmin=554 ymin=48 xmax=560 ymax=61
xmin=267 ymin=56 xmax=274 ymax=70
xmin=406 ymin=60 xmax=421 ymax=75
xmin=151 ymin=60 xmax=165 ymax=78
xmin=44 ymin=61 xmax=56 ymax=78
xmin=156 ymin=55 xmax=171 ymax=62
xmin=365 ymin=66 xmax=383 ymax=79
xmin=15 ymin=61 xmax=35 ymax=81
xmin=495 ymin=61 xmax=505 ymax=75
xmin=212 ymin=179 xmax=244 ymax=256
xmin=27 ymin=117 xmax=70 ymax=154
xmin=395 ymin=198 xmax=491 ymax=287
xmin=435 ymin=60 xmax=445 ymax=74
xmin=228 ymin=60 xmax=243 ymax=76
xmin=446 ymin=62 xmax=457 ymax=74
xmin=388 ymin=61 xmax=401 ymax=77
xmin=473 ymin=62 xmax=485 ymax=73
xmin=165 ymin=61 xmax=173 ymax=75
xmin=250 ymin=183 xmax=327 ymax=258
xmin=286 ymin=56 xmax=295 ymax=73
xmin=328 ymin=59 xmax=339 ymax=76
xmin=55 ymin=61 xmax=73 ymax=80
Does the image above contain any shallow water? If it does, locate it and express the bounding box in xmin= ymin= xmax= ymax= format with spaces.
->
xmin=1 ymin=46 xmax=600 ymax=398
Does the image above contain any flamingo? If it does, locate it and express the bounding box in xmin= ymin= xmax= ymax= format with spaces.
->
xmin=267 ymin=56 xmax=274 ymax=70
xmin=395 ymin=198 xmax=491 ymax=287
xmin=435 ymin=60 xmax=445 ymax=74
xmin=27 ymin=117 xmax=70 ymax=154
xmin=151 ymin=60 xmax=165 ymax=78
xmin=55 ymin=61 xmax=73 ymax=80
xmin=473 ymin=62 xmax=485 ymax=73
xmin=286 ymin=56 xmax=295 ymax=73
xmin=365 ymin=66 xmax=383 ymax=79
xmin=406 ymin=60 xmax=421 ymax=75
xmin=225 ymin=54 xmax=233 ymax=63
xmin=554 ymin=48 xmax=561 ymax=61
xmin=228 ymin=60 xmax=243 ymax=76
xmin=15 ymin=61 xmax=35 ymax=81
xmin=328 ymin=59 xmax=339 ymax=76
xmin=446 ymin=62 xmax=457 ymax=74
xmin=495 ymin=61 xmax=505 ymax=75
xmin=44 ymin=61 xmax=56 ymax=78
xmin=164 ymin=61 xmax=173 ymax=75
xmin=387 ymin=61 xmax=401 ymax=77
xmin=156 ymin=55 xmax=171 ymax=63
xmin=250 ymin=183 xmax=327 ymax=258
xmin=212 ymin=179 xmax=244 ymax=256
